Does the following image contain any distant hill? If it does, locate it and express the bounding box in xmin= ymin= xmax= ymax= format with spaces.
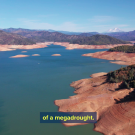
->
xmin=3 ymin=30 xmax=83 ymax=42
xmin=105 ymin=30 xmax=135 ymax=41
xmin=3 ymin=28 xmax=98 ymax=36
xmin=3 ymin=28 xmax=135 ymax=41
xmin=18 ymin=32 xmax=129 ymax=45
xmin=79 ymin=32 xmax=99 ymax=37
xmin=2 ymin=28 xmax=83 ymax=35
xmin=1 ymin=28 xmax=132 ymax=45
xmin=0 ymin=30 xmax=36 ymax=45
xmin=50 ymin=30 xmax=82 ymax=35
xmin=2 ymin=28 xmax=37 ymax=33
xmin=70 ymin=35 xmax=130 ymax=45
xmin=28 ymin=31 xmax=83 ymax=42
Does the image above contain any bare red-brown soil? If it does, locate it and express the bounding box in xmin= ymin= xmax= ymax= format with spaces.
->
xmin=54 ymin=74 xmax=135 ymax=135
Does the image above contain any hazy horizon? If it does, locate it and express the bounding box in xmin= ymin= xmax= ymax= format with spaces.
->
xmin=0 ymin=27 xmax=134 ymax=33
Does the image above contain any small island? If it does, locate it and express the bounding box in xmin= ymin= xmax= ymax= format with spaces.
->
xmin=51 ymin=54 xmax=61 ymax=56
xmin=32 ymin=54 xmax=40 ymax=56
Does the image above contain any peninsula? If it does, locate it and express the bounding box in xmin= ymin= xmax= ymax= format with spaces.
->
xmin=54 ymin=45 xmax=135 ymax=134
xmin=82 ymin=45 xmax=135 ymax=65
xmin=54 ymin=64 xmax=135 ymax=135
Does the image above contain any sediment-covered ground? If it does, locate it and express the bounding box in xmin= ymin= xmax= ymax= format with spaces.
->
xmin=0 ymin=42 xmax=52 ymax=51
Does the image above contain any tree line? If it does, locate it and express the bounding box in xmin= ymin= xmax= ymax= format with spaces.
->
xmin=108 ymin=45 xmax=135 ymax=53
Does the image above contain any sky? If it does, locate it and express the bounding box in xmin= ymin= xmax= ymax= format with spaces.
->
xmin=0 ymin=0 xmax=135 ymax=32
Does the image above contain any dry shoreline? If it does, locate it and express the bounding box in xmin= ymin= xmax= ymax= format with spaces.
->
xmin=51 ymin=42 xmax=135 ymax=134
xmin=1 ymin=42 xmax=132 ymax=58
xmin=0 ymin=42 xmax=133 ymax=51
xmin=54 ymin=72 xmax=135 ymax=134
xmin=82 ymin=51 xmax=135 ymax=65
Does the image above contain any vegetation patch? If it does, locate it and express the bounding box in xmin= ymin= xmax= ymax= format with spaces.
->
xmin=107 ymin=65 xmax=135 ymax=89
xmin=107 ymin=64 xmax=135 ymax=103
xmin=108 ymin=45 xmax=135 ymax=53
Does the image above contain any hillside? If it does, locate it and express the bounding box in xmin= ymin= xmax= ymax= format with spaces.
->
xmin=105 ymin=30 xmax=135 ymax=41
xmin=79 ymin=32 xmax=99 ymax=37
xmin=108 ymin=45 xmax=135 ymax=53
xmin=3 ymin=30 xmax=82 ymax=42
xmin=9 ymin=30 xmax=130 ymax=45
xmin=70 ymin=35 xmax=130 ymax=45
xmin=0 ymin=30 xmax=36 ymax=45
xmin=1 ymin=28 xmax=131 ymax=45
xmin=2 ymin=28 xmax=135 ymax=41
xmin=27 ymin=31 xmax=81 ymax=42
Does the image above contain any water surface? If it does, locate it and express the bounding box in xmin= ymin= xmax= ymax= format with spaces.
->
xmin=0 ymin=45 xmax=126 ymax=135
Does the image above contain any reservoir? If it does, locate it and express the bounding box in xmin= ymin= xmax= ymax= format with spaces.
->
xmin=0 ymin=44 xmax=125 ymax=135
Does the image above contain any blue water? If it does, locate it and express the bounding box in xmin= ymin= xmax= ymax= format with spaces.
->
xmin=0 ymin=45 xmax=126 ymax=135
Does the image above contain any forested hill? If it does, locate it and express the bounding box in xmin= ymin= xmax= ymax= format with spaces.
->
xmin=108 ymin=45 xmax=135 ymax=53
xmin=105 ymin=30 xmax=135 ymax=41
xmin=25 ymin=31 xmax=82 ymax=42
xmin=70 ymin=35 xmax=130 ymax=45
xmin=3 ymin=30 xmax=82 ymax=42
xmin=0 ymin=30 xmax=36 ymax=45
xmin=13 ymin=30 xmax=129 ymax=45
xmin=0 ymin=28 xmax=131 ymax=45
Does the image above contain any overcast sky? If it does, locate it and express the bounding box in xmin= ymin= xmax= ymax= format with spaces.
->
xmin=0 ymin=0 xmax=135 ymax=32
